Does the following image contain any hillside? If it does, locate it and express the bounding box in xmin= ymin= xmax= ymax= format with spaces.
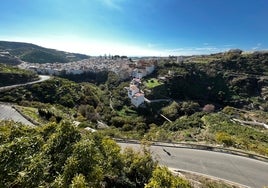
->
xmin=0 ymin=63 xmax=39 ymax=86
xmin=153 ymin=50 xmax=268 ymax=109
xmin=0 ymin=41 xmax=89 ymax=64
xmin=1 ymin=50 xmax=268 ymax=158
xmin=1 ymin=50 xmax=268 ymax=187
xmin=0 ymin=121 xmax=168 ymax=187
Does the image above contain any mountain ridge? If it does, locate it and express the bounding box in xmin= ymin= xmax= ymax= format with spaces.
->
xmin=0 ymin=40 xmax=89 ymax=64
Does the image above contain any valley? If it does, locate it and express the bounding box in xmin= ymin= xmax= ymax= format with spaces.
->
xmin=0 ymin=41 xmax=268 ymax=187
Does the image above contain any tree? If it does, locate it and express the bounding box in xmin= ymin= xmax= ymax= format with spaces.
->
xmin=0 ymin=135 xmax=43 ymax=187
xmin=0 ymin=120 xmax=194 ymax=187
xmin=161 ymin=101 xmax=180 ymax=121
xmin=180 ymin=101 xmax=200 ymax=116
xmin=62 ymin=139 xmax=103 ymax=187
xmin=122 ymin=147 xmax=157 ymax=187
xmin=42 ymin=121 xmax=81 ymax=180
xmin=16 ymin=153 xmax=50 ymax=187
xmin=107 ymin=72 xmax=121 ymax=89
xmin=70 ymin=174 xmax=88 ymax=188
xmin=99 ymin=137 xmax=123 ymax=179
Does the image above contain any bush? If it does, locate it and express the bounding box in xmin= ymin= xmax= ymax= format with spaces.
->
xmin=145 ymin=166 xmax=191 ymax=188
xmin=215 ymin=132 xmax=236 ymax=147
xmin=167 ymin=112 xmax=205 ymax=131
xmin=161 ymin=101 xmax=180 ymax=121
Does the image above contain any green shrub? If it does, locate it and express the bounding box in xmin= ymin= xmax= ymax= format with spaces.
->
xmin=215 ymin=132 xmax=236 ymax=147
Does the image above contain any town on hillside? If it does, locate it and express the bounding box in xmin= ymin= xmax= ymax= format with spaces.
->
xmin=19 ymin=56 xmax=158 ymax=107
xmin=19 ymin=56 xmax=157 ymax=80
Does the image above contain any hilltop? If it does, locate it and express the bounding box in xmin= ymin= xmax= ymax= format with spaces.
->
xmin=0 ymin=41 xmax=89 ymax=65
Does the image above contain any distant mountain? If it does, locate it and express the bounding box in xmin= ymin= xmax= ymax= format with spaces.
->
xmin=0 ymin=41 xmax=89 ymax=65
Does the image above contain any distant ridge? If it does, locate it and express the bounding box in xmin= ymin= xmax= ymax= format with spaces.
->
xmin=0 ymin=41 xmax=89 ymax=64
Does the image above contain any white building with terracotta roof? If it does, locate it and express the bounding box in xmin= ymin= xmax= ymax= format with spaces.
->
xmin=126 ymin=79 xmax=145 ymax=107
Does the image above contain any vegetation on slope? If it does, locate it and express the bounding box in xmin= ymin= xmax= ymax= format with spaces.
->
xmin=0 ymin=77 xmax=101 ymax=107
xmin=0 ymin=121 xmax=191 ymax=188
xmin=1 ymin=50 xmax=268 ymax=157
xmin=21 ymin=50 xmax=69 ymax=64
xmin=0 ymin=77 xmax=113 ymax=126
xmin=0 ymin=63 xmax=39 ymax=86
xmin=99 ymin=51 xmax=268 ymax=155
xmin=1 ymin=50 xmax=268 ymax=186
xmin=0 ymin=41 xmax=89 ymax=64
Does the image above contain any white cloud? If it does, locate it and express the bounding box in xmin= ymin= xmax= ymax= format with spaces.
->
xmin=164 ymin=46 xmax=231 ymax=56
xmin=252 ymin=43 xmax=262 ymax=50
xmin=164 ymin=42 xmax=234 ymax=56
xmin=99 ymin=0 xmax=126 ymax=11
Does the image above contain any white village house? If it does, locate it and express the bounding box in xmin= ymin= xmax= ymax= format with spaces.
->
xmin=126 ymin=78 xmax=145 ymax=107
xmin=126 ymin=60 xmax=157 ymax=107
xmin=131 ymin=59 xmax=156 ymax=79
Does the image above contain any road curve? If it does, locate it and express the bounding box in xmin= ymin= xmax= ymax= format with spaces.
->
xmin=119 ymin=142 xmax=268 ymax=188
xmin=1 ymin=75 xmax=267 ymax=187
xmin=0 ymin=75 xmax=51 ymax=125
xmin=0 ymin=75 xmax=51 ymax=91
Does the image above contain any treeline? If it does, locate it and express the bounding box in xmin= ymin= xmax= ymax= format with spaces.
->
xmin=60 ymin=71 xmax=109 ymax=84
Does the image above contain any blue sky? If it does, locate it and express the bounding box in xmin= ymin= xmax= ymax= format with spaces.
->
xmin=0 ymin=0 xmax=268 ymax=56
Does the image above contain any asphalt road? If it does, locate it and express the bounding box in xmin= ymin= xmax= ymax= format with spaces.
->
xmin=0 ymin=104 xmax=34 ymax=126
xmin=0 ymin=75 xmax=50 ymax=126
xmin=1 ymin=75 xmax=267 ymax=187
xmin=119 ymin=142 xmax=268 ymax=188
xmin=0 ymin=75 xmax=50 ymax=91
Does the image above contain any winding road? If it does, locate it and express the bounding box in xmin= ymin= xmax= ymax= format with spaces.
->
xmin=1 ymin=75 xmax=268 ymax=187
xmin=119 ymin=142 xmax=268 ymax=188
xmin=0 ymin=75 xmax=50 ymax=125
xmin=0 ymin=75 xmax=50 ymax=92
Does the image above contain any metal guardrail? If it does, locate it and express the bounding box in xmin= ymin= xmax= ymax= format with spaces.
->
xmin=170 ymin=168 xmax=250 ymax=188
xmin=114 ymin=138 xmax=268 ymax=163
xmin=12 ymin=105 xmax=40 ymax=126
